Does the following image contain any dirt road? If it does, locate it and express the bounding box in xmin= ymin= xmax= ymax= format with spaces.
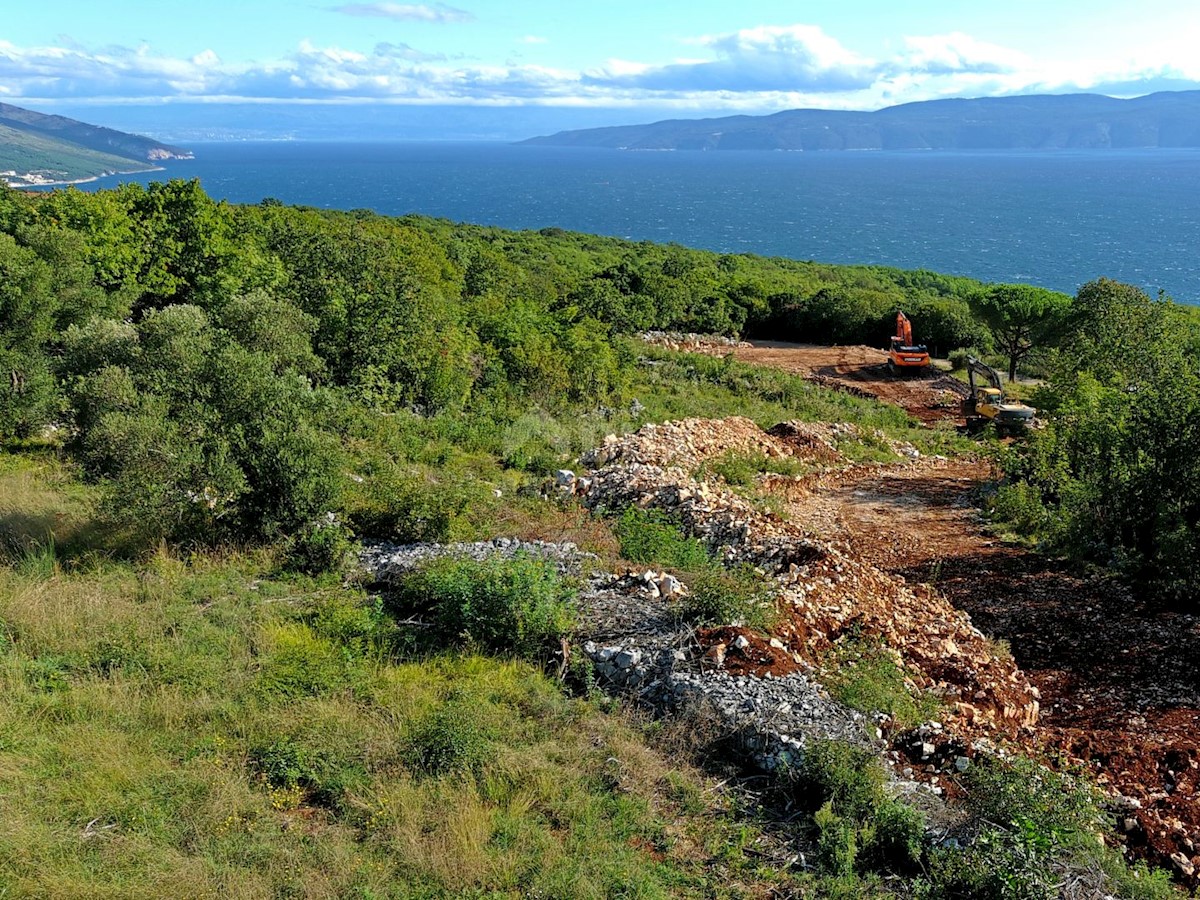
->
xmin=769 ymin=445 xmax=1200 ymax=882
xmin=720 ymin=341 xmax=1200 ymax=881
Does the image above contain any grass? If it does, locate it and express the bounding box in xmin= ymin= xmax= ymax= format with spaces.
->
xmin=823 ymin=635 xmax=942 ymax=729
xmin=0 ymin=355 xmax=1169 ymax=899
xmin=335 ymin=342 xmax=976 ymax=552
xmin=0 ymin=453 xmax=818 ymax=899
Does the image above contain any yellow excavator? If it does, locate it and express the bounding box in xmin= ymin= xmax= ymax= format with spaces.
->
xmin=887 ymin=312 xmax=931 ymax=375
xmin=961 ymin=357 xmax=1036 ymax=434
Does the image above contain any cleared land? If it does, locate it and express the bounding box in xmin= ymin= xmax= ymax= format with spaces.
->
xmin=731 ymin=341 xmax=1200 ymax=882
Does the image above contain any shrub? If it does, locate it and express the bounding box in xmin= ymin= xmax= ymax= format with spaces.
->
xmin=788 ymin=741 xmax=928 ymax=879
xmin=789 ymin=740 xmax=886 ymax=821
xmin=705 ymin=451 xmax=807 ymax=487
xmin=985 ymin=481 xmax=1050 ymax=537
xmin=964 ymin=755 xmax=1101 ymax=845
xmin=285 ymin=517 xmax=357 ymax=575
xmin=613 ymin=507 xmax=712 ymax=571
xmin=814 ymin=801 xmax=858 ymax=876
xmin=825 ymin=635 xmax=941 ymax=728
xmin=249 ymin=735 xmax=367 ymax=810
xmin=682 ymin=564 xmax=777 ymax=628
xmin=948 ymin=348 xmax=975 ymax=371
xmin=405 ymin=695 xmax=496 ymax=777
xmin=394 ymin=553 xmax=576 ymax=658
xmin=345 ymin=468 xmax=479 ymax=544
xmin=860 ymin=799 xmax=925 ymax=875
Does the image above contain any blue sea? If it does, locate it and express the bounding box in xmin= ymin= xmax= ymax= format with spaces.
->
xmin=67 ymin=142 xmax=1200 ymax=303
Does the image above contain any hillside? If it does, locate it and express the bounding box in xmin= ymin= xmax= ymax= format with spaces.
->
xmin=0 ymin=103 xmax=190 ymax=186
xmin=0 ymin=181 xmax=1193 ymax=896
xmin=523 ymin=90 xmax=1200 ymax=151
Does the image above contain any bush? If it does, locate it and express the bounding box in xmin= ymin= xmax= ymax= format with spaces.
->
xmin=613 ymin=506 xmax=713 ymax=571
xmin=249 ymin=735 xmax=367 ymax=810
xmin=285 ymin=517 xmax=357 ymax=575
xmin=985 ymin=481 xmax=1050 ymax=537
xmin=394 ymin=553 xmax=576 ymax=658
xmin=405 ymin=695 xmax=496 ymax=777
xmin=787 ymin=741 xmax=928 ymax=879
xmin=789 ymin=741 xmax=886 ymax=821
xmin=682 ymin=564 xmax=777 ymax=628
xmin=914 ymin=756 xmax=1105 ymax=900
xmin=705 ymin=451 xmax=807 ymax=486
xmin=825 ymin=635 xmax=940 ymax=728
xmin=964 ymin=755 xmax=1101 ymax=845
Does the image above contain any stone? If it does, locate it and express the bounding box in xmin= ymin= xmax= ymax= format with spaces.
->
xmin=658 ymin=573 xmax=684 ymax=598
xmin=614 ymin=649 xmax=641 ymax=669
xmin=733 ymin=635 xmax=750 ymax=651
xmin=1170 ymin=852 xmax=1195 ymax=878
xmin=554 ymin=469 xmax=576 ymax=486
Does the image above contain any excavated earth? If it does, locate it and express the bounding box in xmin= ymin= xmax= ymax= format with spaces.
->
xmin=783 ymin=456 xmax=1200 ymax=881
xmin=637 ymin=335 xmax=1200 ymax=885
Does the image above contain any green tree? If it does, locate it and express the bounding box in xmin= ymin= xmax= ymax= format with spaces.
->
xmin=975 ymin=283 xmax=1071 ymax=380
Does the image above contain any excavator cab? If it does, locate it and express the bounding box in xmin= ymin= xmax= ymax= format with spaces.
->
xmin=887 ymin=311 xmax=931 ymax=374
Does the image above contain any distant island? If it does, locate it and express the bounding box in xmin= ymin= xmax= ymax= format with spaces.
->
xmin=0 ymin=103 xmax=192 ymax=187
xmin=523 ymin=90 xmax=1200 ymax=151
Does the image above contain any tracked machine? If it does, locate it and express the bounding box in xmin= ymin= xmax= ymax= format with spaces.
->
xmin=961 ymin=357 xmax=1036 ymax=435
xmin=887 ymin=312 xmax=931 ymax=375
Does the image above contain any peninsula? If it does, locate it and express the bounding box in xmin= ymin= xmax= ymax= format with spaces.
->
xmin=0 ymin=103 xmax=191 ymax=187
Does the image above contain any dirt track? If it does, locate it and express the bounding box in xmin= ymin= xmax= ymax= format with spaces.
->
xmin=733 ymin=342 xmax=1200 ymax=883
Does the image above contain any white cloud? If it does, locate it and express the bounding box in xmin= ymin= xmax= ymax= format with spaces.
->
xmin=519 ymin=35 xmax=547 ymax=45
xmin=899 ymin=32 xmax=1030 ymax=75
xmin=5 ymin=24 xmax=1200 ymax=111
xmin=587 ymin=24 xmax=878 ymax=93
xmin=331 ymin=3 xmax=473 ymax=23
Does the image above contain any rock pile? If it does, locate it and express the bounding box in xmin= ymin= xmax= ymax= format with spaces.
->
xmin=360 ymin=537 xmax=595 ymax=580
xmin=360 ymin=536 xmax=876 ymax=775
xmin=562 ymin=416 xmax=1041 ymax=734
xmin=638 ymin=331 xmax=753 ymax=354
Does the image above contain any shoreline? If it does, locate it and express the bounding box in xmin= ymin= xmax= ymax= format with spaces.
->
xmin=2 ymin=164 xmax=166 ymax=189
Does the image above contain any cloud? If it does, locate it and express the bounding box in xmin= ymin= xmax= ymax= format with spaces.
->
xmin=586 ymin=24 xmax=878 ymax=93
xmin=519 ymin=35 xmax=547 ymax=45
xmin=6 ymin=24 xmax=1200 ymax=112
xmin=331 ymin=3 xmax=473 ymax=23
xmin=899 ymin=32 xmax=1029 ymax=76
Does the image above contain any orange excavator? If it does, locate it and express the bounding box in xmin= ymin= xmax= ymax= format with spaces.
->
xmin=887 ymin=311 xmax=931 ymax=374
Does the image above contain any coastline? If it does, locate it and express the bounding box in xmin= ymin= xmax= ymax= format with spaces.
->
xmin=2 ymin=164 xmax=165 ymax=189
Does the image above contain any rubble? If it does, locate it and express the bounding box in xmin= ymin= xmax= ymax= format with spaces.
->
xmin=361 ymin=538 xmax=873 ymax=774
xmin=566 ymin=416 xmax=1040 ymax=733
xmin=638 ymin=331 xmax=752 ymax=354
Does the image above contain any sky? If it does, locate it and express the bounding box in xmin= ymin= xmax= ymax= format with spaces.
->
xmin=3 ymin=0 xmax=1199 ymax=115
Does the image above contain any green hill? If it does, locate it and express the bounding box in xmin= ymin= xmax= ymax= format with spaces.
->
xmin=0 ymin=103 xmax=190 ymax=186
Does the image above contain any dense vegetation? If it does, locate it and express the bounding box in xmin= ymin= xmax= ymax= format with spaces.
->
xmin=990 ymin=278 xmax=1200 ymax=602
xmin=0 ymin=179 xmax=1192 ymax=896
xmin=0 ymin=177 xmax=1010 ymax=556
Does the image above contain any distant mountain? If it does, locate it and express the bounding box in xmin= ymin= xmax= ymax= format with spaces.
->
xmin=523 ymin=91 xmax=1200 ymax=151
xmin=0 ymin=103 xmax=191 ymax=187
